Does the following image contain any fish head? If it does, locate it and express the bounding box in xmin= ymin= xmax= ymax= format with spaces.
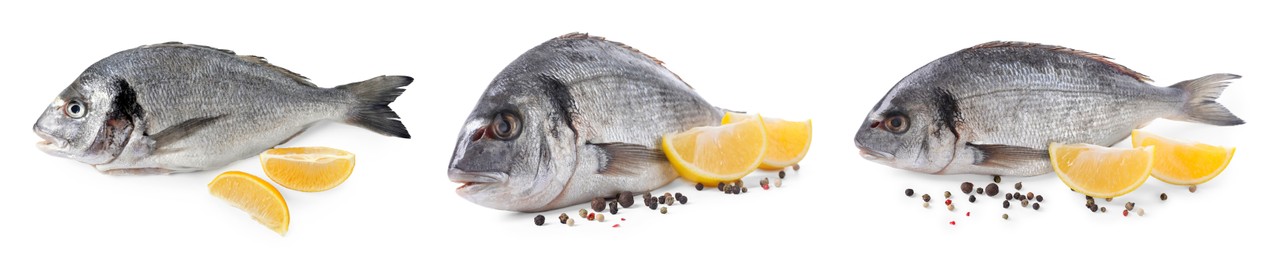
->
xmin=855 ymin=87 xmax=959 ymax=174
xmin=33 ymin=74 xmax=136 ymax=165
xmin=449 ymin=77 xmax=579 ymax=212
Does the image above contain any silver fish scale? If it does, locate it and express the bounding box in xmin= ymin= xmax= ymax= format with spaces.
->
xmin=98 ymin=45 xmax=350 ymax=171
xmin=941 ymin=47 xmax=1181 ymax=149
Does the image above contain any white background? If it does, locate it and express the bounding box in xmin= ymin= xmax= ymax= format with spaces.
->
xmin=1 ymin=0 xmax=1276 ymax=259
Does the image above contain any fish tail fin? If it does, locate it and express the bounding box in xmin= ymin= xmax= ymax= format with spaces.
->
xmin=337 ymin=75 xmax=413 ymax=138
xmin=1168 ymin=73 xmax=1244 ymax=126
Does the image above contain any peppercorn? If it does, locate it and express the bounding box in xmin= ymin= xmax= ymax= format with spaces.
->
xmin=1123 ymin=210 xmax=1129 ymax=217
xmin=1125 ymin=202 xmax=1135 ymax=211
xmin=1015 ymin=182 xmax=1023 ymax=190
xmin=1089 ymin=204 xmax=1099 ymax=212
xmin=1002 ymin=213 xmax=1009 ymax=220
xmin=923 ymin=202 xmax=930 ymax=208
xmin=1021 ymin=200 xmax=1029 ymax=208
xmin=644 ymin=192 xmax=653 ymax=200
xmin=596 ymin=213 xmax=605 ymax=222
xmin=717 ymin=182 xmax=725 ymax=191
xmin=762 ymin=178 xmax=771 ymax=190
xmin=740 ymin=187 xmax=748 ymax=194
xmin=591 ymin=198 xmax=606 ymax=212
xmin=1189 ymin=185 xmax=1198 ymax=193
xmin=1026 ymin=192 xmax=1035 ymax=200
xmin=619 ymin=192 xmax=635 ymax=208
xmin=732 ymin=187 xmax=740 ymax=195
xmin=609 ymin=201 xmax=619 ymax=215
xmin=559 ymin=213 xmax=569 ymax=224
xmin=793 ymin=164 xmax=800 ymax=171
xmin=658 ymin=195 xmax=666 ymax=205
xmin=587 ymin=213 xmax=595 ymax=221
xmin=1160 ymin=193 xmax=1168 ymax=201
xmin=660 ymin=207 xmax=668 ymax=214
xmin=677 ymin=196 xmax=688 ymax=204
xmin=1003 ymin=200 xmax=1010 ymax=209
xmin=922 ymin=194 xmax=932 ymax=202
xmin=779 ymin=171 xmax=787 ymax=179
xmin=1137 ymin=208 xmax=1145 ymax=216
xmin=534 ymin=215 xmax=545 ymax=226
xmin=1035 ymin=195 xmax=1043 ymax=202
xmin=1005 ymin=193 xmax=1013 ymax=200
xmin=1032 ymin=203 xmax=1040 ymax=210
xmin=566 ymin=218 xmax=575 ymax=226
xmin=734 ymin=180 xmax=744 ymax=188
xmin=944 ymin=191 xmax=952 ymax=199
xmin=665 ymin=196 xmax=675 ymax=206
xmin=774 ymin=179 xmax=782 ymax=188
xmin=994 ymin=175 xmax=1001 ymax=183
xmin=905 ymin=188 xmax=915 ymax=197
xmin=1105 ymin=198 xmax=1112 ymax=202
xmin=947 ymin=204 xmax=955 ymax=211
xmin=648 ymin=199 xmax=659 ymax=210
xmin=579 ymin=209 xmax=588 ymax=218
xmin=1101 ymin=207 xmax=1107 ymax=213
xmin=985 ymin=183 xmax=999 ymax=196
xmin=976 ymin=187 xmax=984 ymax=195
xmin=968 ymin=195 xmax=976 ymax=203
xmin=695 ymin=183 xmax=704 ymax=191
xmin=945 ymin=199 xmax=952 ymax=206
xmin=1014 ymin=192 xmax=1023 ymax=200
xmin=961 ymin=182 xmax=974 ymax=194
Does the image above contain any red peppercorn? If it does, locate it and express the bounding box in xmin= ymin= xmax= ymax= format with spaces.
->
xmin=612 ymin=224 xmax=620 ymax=228
xmin=621 ymin=218 xmax=626 ymax=221
xmin=588 ymin=213 xmax=596 ymax=221
xmin=966 ymin=212 xmax=971 ymax=217
xmin=949 ymin=221 xmax=956 ymax=225
xmin=945 ymin=199 xmax=952 ymax=205
xmin=1123 ymin=210 xmax=1129 ymax=217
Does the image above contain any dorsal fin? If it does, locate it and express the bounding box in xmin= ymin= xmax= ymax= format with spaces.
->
xmin=235 ymin=55 xmax=316 ymax=87
xmin=555 ymin=32 xmax=692 ymax=88
xmin=136 ymin=42 xmax=317 ymax=88
xmin=965 ymin=41 xmax=1151 ymax=82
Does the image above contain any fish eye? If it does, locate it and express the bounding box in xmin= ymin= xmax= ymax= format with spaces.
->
xmin=490 ymin=112 xmax=521 ymax=140
xmin=883 ymin=114 xmax=909 ymax=133
xmin=64 ymin=100 xmax=87 ymax=119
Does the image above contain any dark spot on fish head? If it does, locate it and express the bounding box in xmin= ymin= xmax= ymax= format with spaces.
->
xmin=34 ymin=74 xmax=135 ymax=165
xmin=449 ymin=75 xmax=580 ymax=212
xmin=856 ymin=88 xmax=956 ymax=174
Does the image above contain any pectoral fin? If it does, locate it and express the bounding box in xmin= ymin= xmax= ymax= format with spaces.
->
xmin=148 ymin=115 xmax=226 ymax=151
xmin=591 ymin=142 xmax=667 ymax=176
xmin=967 ymin=143 xmax=1049 ymax=168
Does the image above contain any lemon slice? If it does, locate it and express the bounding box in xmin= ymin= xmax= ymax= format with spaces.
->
xmin=723 ymin=112 xmax=812 ymax=170
xmin=260 ymin=147 xmax=356 ymax=192
xmin=662 ymin=114 xmax=767 ymax=185
xmin=208 ymin=171 xmax=290 ymax=235
xmin=1131 ymin=130 xmax=1234 ymax=185
xmin=1050 ymin=143 xmax=1153 ymax=198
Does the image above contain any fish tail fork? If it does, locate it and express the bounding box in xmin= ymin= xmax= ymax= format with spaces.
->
xmin=337 ymin=75 xmax=414 ymax=138
xmin=1167 ymin=73 xmax=1244 ymax=126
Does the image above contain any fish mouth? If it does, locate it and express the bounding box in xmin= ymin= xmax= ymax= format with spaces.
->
xmin=857 ymin=146 xmax=893 ymax=161
xmin=34 ymin=130 xmax=65 ymax=154
xmin=448 ymin=168 xmax=507 ymax=192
